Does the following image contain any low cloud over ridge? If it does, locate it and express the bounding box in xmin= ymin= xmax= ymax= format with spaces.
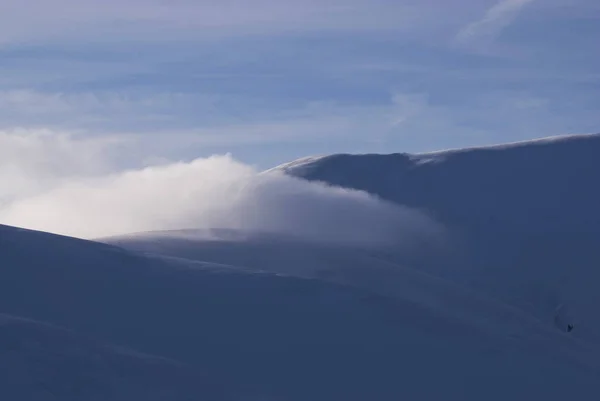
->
xmin=0 ymin=132 xmax=442 ymax=247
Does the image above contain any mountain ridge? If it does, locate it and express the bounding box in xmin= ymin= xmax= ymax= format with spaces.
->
xmin=269 ymin=133 xmax=600 ymax=344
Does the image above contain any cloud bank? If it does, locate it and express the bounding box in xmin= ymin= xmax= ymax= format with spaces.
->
xmin=0 ymin=132 xmax=442 ymax=248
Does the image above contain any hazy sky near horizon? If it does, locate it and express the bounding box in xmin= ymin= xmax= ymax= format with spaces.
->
xmin=1 ymin=0 xmax=599 ymax=168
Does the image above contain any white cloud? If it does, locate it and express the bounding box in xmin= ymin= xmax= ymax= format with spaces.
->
xmin=0 ymin=132 xmax=442 ymax=247
xmin=0 ymin=130 xmax=129 ymax=202
xmin=456 ymin=0 xmax=535 ymax=46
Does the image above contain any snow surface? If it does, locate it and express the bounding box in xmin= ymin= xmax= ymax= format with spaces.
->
xmin=3 ymin=223 xmax=600 ymax=400
xmin=0 ymin=313 xmax=229 ymax=401
xmin=271 ymin=133 xmax=600 ymax=344
xmin=102 ymin=228 xmax=600 ymax=363
xmin=274 ymin=133 xmax=600 ymax=235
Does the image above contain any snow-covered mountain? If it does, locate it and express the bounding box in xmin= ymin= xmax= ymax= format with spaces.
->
xmin=272 ymin=133 xmax=600 ymax=343
xmin=274 ymin=133 xmax=600 ymax=235
xmin=4 ymin=223 xmax=600 ymax=400
xmin=4 ymin=133 xmax=600 ymax=400
xmin=105 ymin=134 xmax=600 ymax=346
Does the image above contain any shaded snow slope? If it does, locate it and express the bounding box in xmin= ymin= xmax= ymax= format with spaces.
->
xmin=100 ymin=228 xmax=444 ymax=282
xmin=275 ymin=133 xmax=600 ymax=235
xmin=0 ymin=313 xmax=228 ymax=401
xmin=102 ymin=228 xmax=600 ymax=364
xmin=272 ymin=133 xmax=600 ymax=344
xmin=4 ymin=224 xmax=600 ymax=400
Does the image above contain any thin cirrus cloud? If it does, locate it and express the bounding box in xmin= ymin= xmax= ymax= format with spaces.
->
xmin=0 ymin=0 xmax=429 ymax=45
xmin=0 ymin=86 xmax=596 ymax=172
xmin=0 ymin=89 xmax=409 ymax=145
xmin=455 ymin=0 xmax=536 ymax=46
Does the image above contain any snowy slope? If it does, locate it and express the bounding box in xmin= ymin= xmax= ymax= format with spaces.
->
xmin=271 ymin=133 xmax=600 ymax=344
xmin=274 ymin=133 xmax=600 ymax=235
xmin=0 ymin=313 xmax=228 ymax=401
xmin=4 ymin=223 xmax=600 ymax=400
xmin=102 ymin=228 xmax=600 ymax=362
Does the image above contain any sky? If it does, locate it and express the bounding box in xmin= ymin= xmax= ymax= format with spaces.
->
xmin=0 ymin=0 xmax=598 ymax=169
xmin=0 ymin=0 xmax=599 ymax=238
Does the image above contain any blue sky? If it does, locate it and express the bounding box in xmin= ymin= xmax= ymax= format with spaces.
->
xmin=1 ymin=0 xmax=599 ymax=168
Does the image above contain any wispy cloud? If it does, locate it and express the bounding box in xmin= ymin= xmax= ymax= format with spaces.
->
xmin=456 ymin=0 xmax=536 ymax=46
xmin=0 ymin=89 xmax=415 ymax=150
xmin=0 ymin=86 xmax=597 ymax=170
xmin=0 ymin=0 xmax=428 ymax=46
xmin=0 ymin=130 xmax=443 ymax=245
xmin=0 ymin=89 xmax=211 ymax=131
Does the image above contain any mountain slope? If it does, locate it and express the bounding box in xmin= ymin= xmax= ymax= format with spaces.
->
xmin=0 ymin=313 xmax=227 ymax=401
xmin=3 ymin=224 xmax=600 ymax=400
xmin=274 ymin=133 xmax=600 ymax=235
xmin=272 ymin=133 xmax=600 ymax=344
xmin=102 ymin=228 xmax=600 ymax=367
